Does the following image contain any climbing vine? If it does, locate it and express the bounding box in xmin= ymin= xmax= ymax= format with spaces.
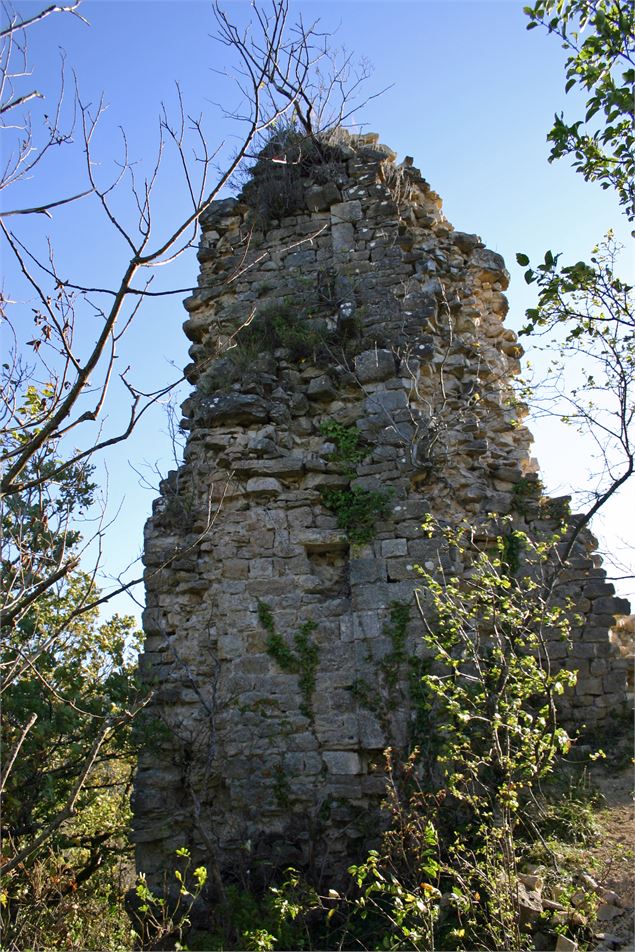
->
xmin=349 ymin=601 xmax=431 ymax=741
xmin=257 ymin=601 xmax=319 ymax=719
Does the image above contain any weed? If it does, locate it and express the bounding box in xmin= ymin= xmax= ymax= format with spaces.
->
xmin=319 ymin=419 xmax=368 ymax=475
xmin=132 ymin=848 xmax=207 ymax=950
xmin=380 ymin=601 xmax=411 ymax=691
xmin=240 ymin=302 xmax=325 ymax=362
xmin=321 ymin=485 xmax=392 ymax=545
xmin=241 ymin=121 xmax=346 ymax=225
xmin=349 ymin=602 xmax=414 ymax=736
xmin=188 ymin=877 xmax=309 ymax=952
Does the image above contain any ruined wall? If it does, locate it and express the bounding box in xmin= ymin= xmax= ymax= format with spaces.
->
xmin=132 ymin=131 xmax=629 ymax=892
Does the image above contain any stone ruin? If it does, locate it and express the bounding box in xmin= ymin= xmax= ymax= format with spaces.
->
xmin=132 ymin=129 xmax=630 ymax=895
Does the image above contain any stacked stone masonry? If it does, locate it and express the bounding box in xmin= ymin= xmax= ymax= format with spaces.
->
xmin=133 ymin=130 xmax=630 ymax=893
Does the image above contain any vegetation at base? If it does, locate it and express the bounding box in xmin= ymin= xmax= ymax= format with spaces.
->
xmin=321 ymin=485 xmax=392 ymax=545
xmin=131 ymin=848 xmax=208 ymax=950
xmin=257 ymin=601 xmax=319 ymax=720
xmin=189 ymin=516 xmax=617 ymax=952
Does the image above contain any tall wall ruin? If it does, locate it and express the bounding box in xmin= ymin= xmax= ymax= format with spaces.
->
xmin=132 ymin=130 xmax=629 ymax=893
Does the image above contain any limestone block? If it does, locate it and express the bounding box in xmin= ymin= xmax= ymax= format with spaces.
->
xmin=295 ymin=528 xmax=347 ymax=551
xmin=452 ymin=231 xmax=483 ymax=253
xmin=352 ymin=611 xmax=383 ymax=640
xmin=245 ymin=477 xmax=283 ymax=494
xmin=358 ymin=712 xmax=386 ymax=749
xmin=249 ymin=558 xmax=275 ymax=578
xmin=381 ymin=538 xmax=408 ymax=558
xmin=218 ymin=633 xmax=245 ymax=660
xmin=322 ymin=751 xmax=362 ymax=775
xmin=352 ymin=582 xmax=391 ymax=611
xmin=350 ymin=558 xmax=387 ymax=584
xmin=307 ymin=374 xmax=336 ymax=400
xmin=233 ymin=457 xmax=304 ymax=477
xmin=386 ymin=559 xmax=416 ymax=582
xmin=285 ymin=249 xmax=317 ymax=268
xmin=193 ymin=393 xmax=270 ymax=426
xmin=603 ymin=670 xmax=628 ymax=692
xmin=586 ymin=608 xmax=622 ymax=630
xmin=354 ymin=349 xmax=396 ymax=383
xmin=332 ymin=221 xmax=354 ymax=253
xmin=364 ymin=389 xmax=409 ymax=415
xmin=574 ymin=676 xmax=603 ymax=695
xmin=592 ymin=595 xmax=631 ymax=616
xmin=555 ymin=935 xmax=578 ymax=952
xmin=305 ymin=182 xmax=341 ymax=212
xmin=548 ymin=640 xmax=569 ymax=660
xmin=331 ymin=200 xmax=363 ymax=223
xmin=470 ymin=248 xmax=510 ymax=290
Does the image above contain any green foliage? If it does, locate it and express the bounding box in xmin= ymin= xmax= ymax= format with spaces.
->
xmin=517 ymin=235 xmax=633 ymax=341
xmin=302 ymin=516 xmax=583 ymax=950
xmin=321 ymin=485 xmax=392 ymax=545
xmin=531 ymin=772 xmax=603 ymax=845
xmin=213 ymin=514 xmax=603 ymax=951
xmin=520 ymin=3 xmax=634 ymax=542
xmin=501 ymin=528 xmax=524 ymax=575
xmin=0 ymin=584 xmax=142 ymax=949
xmin=417 ymin=516 xmax=575 ymax=804
xmin=524 ymin=0 xmax=634 ymax=218
xmin=258 ymin=602 xmax=319 ymax=719
xmin=0 ymin=392 xmax=144 ymax=948
xmin=200 ymin=302 xmax=327 ymax=394
xmin=319 ymin=419 xmax=368 ymax=475
xmin=0 ymin=846 xmax=136 ymax=952
xmin=388 ymin=516 xmax=577 ymax=948
xmin=348 ymin=815 xmax=441 ymax=951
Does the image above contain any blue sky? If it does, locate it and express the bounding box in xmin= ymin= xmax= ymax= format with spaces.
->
xmin=5 ymin=0 xmax=633 ymax=616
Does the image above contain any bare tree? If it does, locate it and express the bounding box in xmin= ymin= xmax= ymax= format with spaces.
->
xmin=0 ymin=0 xmax=372 ymax=928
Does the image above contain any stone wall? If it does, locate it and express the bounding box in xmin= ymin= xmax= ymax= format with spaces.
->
xmin=132 ymin=130 xmax=629 ymax=894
